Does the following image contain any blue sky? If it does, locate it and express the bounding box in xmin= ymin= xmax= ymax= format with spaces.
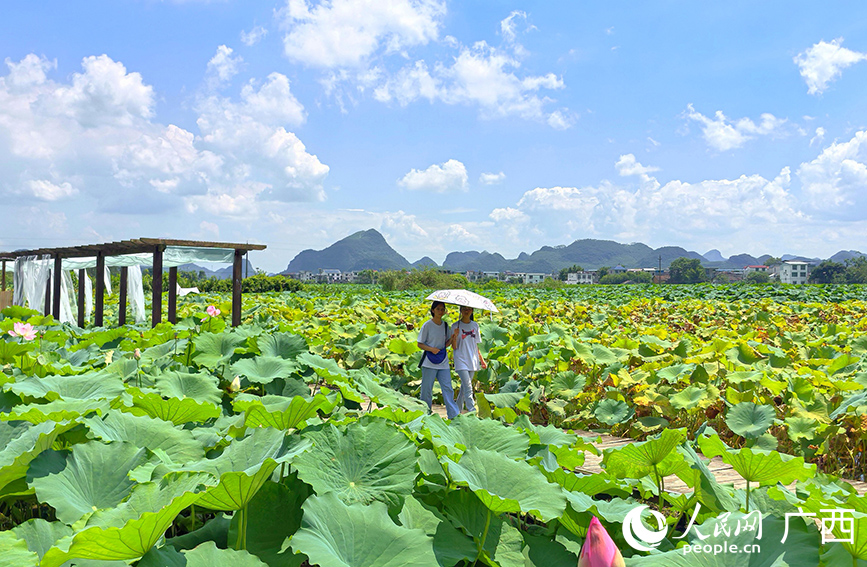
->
xmin=2 ymin=1 xmax=867 ymax=272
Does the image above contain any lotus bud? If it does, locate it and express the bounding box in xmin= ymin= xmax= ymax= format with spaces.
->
xmin=133 ymin=348 xmax=141 ymax=360
xmin=578 ymin=516 xmax=625 ymax=567
xmin=230 ymin=375 xmax=241 ymax=392
xmin=104 ymin=350 xmax=113 ymax=365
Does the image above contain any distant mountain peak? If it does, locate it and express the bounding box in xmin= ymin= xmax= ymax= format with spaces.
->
xmin=282 ymin=229 xmax=410 ymax=273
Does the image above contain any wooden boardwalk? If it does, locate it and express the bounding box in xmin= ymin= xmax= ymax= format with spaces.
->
xmin=428 ymin=404 xmax=867 ymax=496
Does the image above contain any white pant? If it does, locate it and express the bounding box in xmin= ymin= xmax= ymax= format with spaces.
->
xmin=455 ymin=369 xmax=475 ymax=412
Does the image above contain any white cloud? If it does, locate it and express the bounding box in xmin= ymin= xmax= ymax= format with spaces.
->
xmin=0 ymin=53 xmax=328 ymax=223
xmin=28 ymin=180 xmax=77 ymax=201
xmin=398 ymin=159 xmax=468 ymax=193
xmin=794 ymin=38 xmax=867 ymax=95
xmin=479 ymin=171 xmax=505 ymax=185
xmin=615 ymin=154 xmax=659 ymax=176
xmin=206 ymin=45 xmax=243 ymax=88
xmin=798 ymin=130 xmax=867 ymax=218
xmin=810 ymin=127 xmax=825 ymax=147
xmin=240 ymin=73 xmax=306 ymax=125
xmin=280 ymin=0 xmax=445 ymax=68
xmin=241 ymin=25 xmax=268 ymax=46
xmin=443 ymin=223 xmax=482 ymax=245
xmin=375 ymin=40 xmax=571 ymax=127
xmin=489 ymin=207 xmax=526 ymax=222
xmin=685 ymin=104 xmax=788 ymax=151
xmin=500 ymin=10 xmax=527 ymax=43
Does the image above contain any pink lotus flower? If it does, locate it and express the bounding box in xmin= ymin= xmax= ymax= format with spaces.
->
xmin=8 ymin=322 xmax=37 ymax=341
xmin=578 ymin=517 xmax=625 ymax=567
xmin=133 ymin=348 xmax=141 ymax=360
xmin=206 ymin=305 xmax=221 ymax=317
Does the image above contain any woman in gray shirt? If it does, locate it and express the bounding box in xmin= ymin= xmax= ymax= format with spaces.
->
xmin=417 ymin=300 xmax=459 ymax=419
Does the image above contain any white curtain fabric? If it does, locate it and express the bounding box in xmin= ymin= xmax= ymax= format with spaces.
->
xmin=128 ymin=265 xmax=145 ymax=324
xmin=84 ymin=271 xmax=93 ymax=321
xmin=13 ymin=258 xmax=25 ymax=306
xmin=104 ymin=265 xmax=112 ymax=296
xmin=19 ymin=256 xmax=51 ymax=311
xmin=59 ymin=270 xmax=74 ymax=324
xmin=60 ymin=247 xmax=235 ymax=270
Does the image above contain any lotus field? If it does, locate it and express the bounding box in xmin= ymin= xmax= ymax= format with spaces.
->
xmin=1 ymin=284 xmax=867 ymax=566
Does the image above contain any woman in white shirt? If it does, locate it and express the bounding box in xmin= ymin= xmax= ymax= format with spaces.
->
xmin=450 ymin=305 xmax=487 ymax=413
xmin=417 ymin=301 xmax=460 ymax=419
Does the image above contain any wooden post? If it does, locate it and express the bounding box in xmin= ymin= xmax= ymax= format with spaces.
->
xmin=232 ymin=249 xmax=243 ymax=327
xmin=119 ymin=267 xmax=128 ymax=326
xmin=1 ymin=260 xmax=6 ymax=290
xmin=52 ymin=255 xmax=62 ymax=319
xmin=95 ymin=253 xmax=105 ymax=327
xmin=77 ymin=269 xmax=85 ymax=327
xmin=44 ymin=277 xmax=51 ymax=316
xmin=168 ymin=267 xmax=178 ymax=324
xmin=151 ymin=246 xmax=163 ymax=327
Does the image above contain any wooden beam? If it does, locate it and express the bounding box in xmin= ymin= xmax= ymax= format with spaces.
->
xmin=95 ymin=253 xmax=105 ymax=327
xmin=168 ymin=267 xmax=178 ymax=324
xmin=52 ymin=255 xmax=62 ymax=319
xmin=77 ymin=269 xmax=85 ymax=327
xmin=152 ymin=246 xmax=163 ymax=327
xmin=1 ymin=260 xmax=6 ymax=291
xmin=119 ymin=267 xmax=128 ymax=326
xmin=232 ymin=249 xmax=243 ymax=327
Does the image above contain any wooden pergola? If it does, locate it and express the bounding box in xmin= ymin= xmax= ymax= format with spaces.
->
xmin=0 ymin=238 xmax=266 ymax=327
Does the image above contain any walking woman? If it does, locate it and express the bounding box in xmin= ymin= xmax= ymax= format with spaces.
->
xmin=450 ymin=305 xmax=486 ymax=413
xmin=417 ymin=301 xmax=459 ymax=418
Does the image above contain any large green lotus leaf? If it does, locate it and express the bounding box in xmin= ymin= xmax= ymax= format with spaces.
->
xmin=154 ymin=370 xmax=222 ymax=405
xmin=182 ymin=541 xmax=269 ymax=566
xmin=137 ymin=545 xmax=187 ymax=567
xmin=522 ymin=532 xmax=578 ymax=567
xmin=2 ymin=399 xmax=109 ymax=424
xmin=8 ymin=371 xmax=125 ymax=402
xmin=239 ymin=394 xmax=332 ymax=430
xmin=549 ymin=371 xmax=586 ymax=399
xmin=83 ymin=410 xmax=205 ymax=463
xmin=293 ymin=420 xmax=418 ymax=507
xmin=290 ymin=493 xmax=437 ymax=567
xmin=441 ymin=488 xmax=505 ymax=558
xmin=228 ymin=480 xmax=310 ymax=567
xmin=351 ymin=368 xmax=430 ymax=413
xmin=40 ymin=472 xmax=216 ymax=567
xmin=675 ymin=444 xmax=739 ymax=513
xmin=698 ymin=434 xmax=816 ymax=486
xmin=726 ymin=402 xmax=776 ymax=439
xmin=670 ymin=385 xmax=714 ymax=411
xmin=28 ymin=441 xmax=149 ymax=524
xmin=231 ymin=357 xmax=299 ymax=385
xmin=0 ymin=530 xmax=39 ymax=567
xmin=513 ymin=415 xmax=582 ymax=448
xmin=398 ymin=496 xmax=477 ymax=567
xmin=603 ymin=428 xmax=688 ymax=479
xmin=126 ymin=389 xmax=221 ymax=425
xmin=541 ymin=467 xmax=631 ymax=499
xmin=295 ymin=352 xmax=347 ymax=379
xmin=257 ymin=332 xmax=307 ymax=359
xmin=444 ymin=447 xmax=567 ymax=522
xmin=189 ymin=429 xmax=311 ymax=511
xmin=165 ymin=513 xmax=231 ymax=551
xmin=417 ymin=414 xmax=530 ymax=460
xmin=594 ymin=399 xmax=634 ymax=426
xmin=10 ymin=518 xmax=72 ymax=561
xmin=0 ymin=339 xmax=35 ymax=365
xmin=192 ymin=332 xmax=246 ymax=369
xmin=784 ymin=416 xmax=819 ymax=442
xmin=0 ymin=420 xmax=76 ymax=494
xmin=627 ymin=511 xmax=820 ymax=566
xmin=138 ymin=338 xmax=188 ymax=366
